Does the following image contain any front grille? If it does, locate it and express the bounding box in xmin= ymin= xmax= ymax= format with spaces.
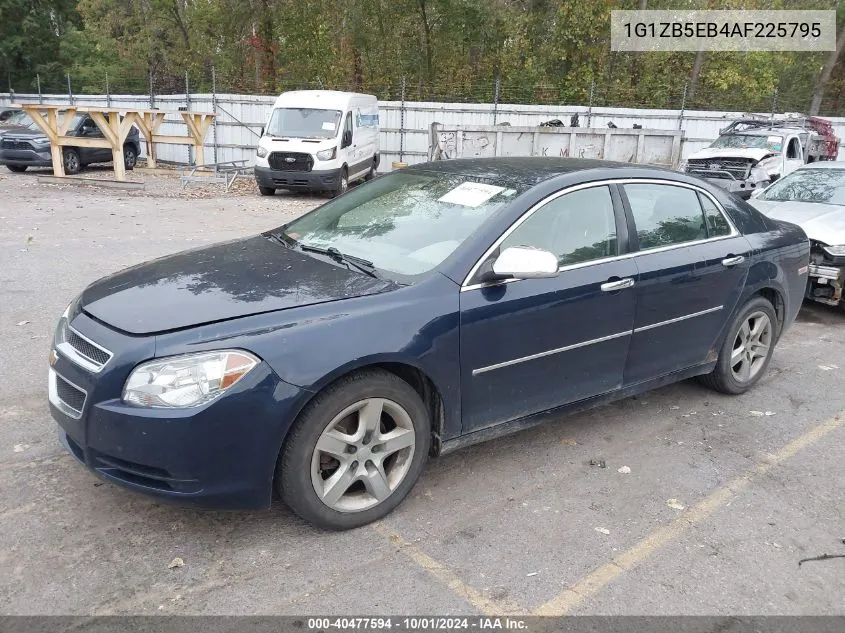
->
xmin=57 ymin=320 xmax=112 ymax=371
xmin=686 ymin=158 xmax=754 ymax=181
xmin=268 ymin=151 xmax=313 ymax=172
xmin=67 ymin=328 xmax=111 ymax=366
xmin=273 ymin=177 xmax=311 ymax=187
xmin=1 ymin=139 xmax=32 ymax=150
xmin=55 ymin=374 xmax=86 ymax=415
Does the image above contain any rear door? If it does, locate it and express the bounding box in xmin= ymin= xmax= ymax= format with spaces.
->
xmin=620 ymin=181 xmax=751 ymax=384
xmin=459 ymin=183 xmax=637 ymax=432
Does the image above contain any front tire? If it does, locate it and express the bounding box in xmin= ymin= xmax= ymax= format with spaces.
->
xmin=330 ymin=167 xmax=348 ymax=198
xmin=123 ymin=145 xmax=138 ymax=170
xmin=278 ymin=370 xmax=430 ymax=530
xmin=258 ymin=185 xmax=276 ymax=196
xmin=62 ymin=149 xmax=81 ymax=175
xmin=699 ymin=296 xmax=778 ymax=395
xmin=6 ymin=165 xmax=27 ymax=173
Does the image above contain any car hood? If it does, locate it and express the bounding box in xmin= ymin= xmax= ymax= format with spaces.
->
xmin=750 ymin=199 xmax=845 ymax=245
xmin=688 ymin=147 xmax=775 ymax=162
xmin=0 ymin=128 xmax=46 ymax=139
xmin=80 ymin=235 xmax=399 ymax=335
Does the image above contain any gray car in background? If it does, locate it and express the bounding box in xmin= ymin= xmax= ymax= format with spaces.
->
xmin=0 ymin=112 xmax=141 ymax=174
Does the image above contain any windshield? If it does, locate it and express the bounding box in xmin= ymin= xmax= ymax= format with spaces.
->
xmin=266 ymin=108 xmax=342 ymax=139
xmin=280 ymin=171 xmax=526 ymax=277
xmin=710 ymin=134 xmax=783 ymax=151
xmin=0 ymin=111 xmax=36 ymax=128
xmin=760 ymin=168 xmax=845 ymax=205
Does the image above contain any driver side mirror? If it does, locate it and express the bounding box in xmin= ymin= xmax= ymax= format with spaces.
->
xmin=491 ymin=246 xmax=559 ymax=280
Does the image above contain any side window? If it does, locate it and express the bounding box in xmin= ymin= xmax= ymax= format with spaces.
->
xmin=623 ymin=183 xmax=707 ymax=250
xmin=500 ymin=186 xmax=617 ymax=266
xmin=786 ymin=138 xmax=801 ymax=160
xmin=698 ymin=192 xmax=731 ymax=237
xmin=345 ymin=112 xmax=353 ymax=136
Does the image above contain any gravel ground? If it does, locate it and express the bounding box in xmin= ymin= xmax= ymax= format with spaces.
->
xmin=1 ymin=168 xmax=844 ymax=618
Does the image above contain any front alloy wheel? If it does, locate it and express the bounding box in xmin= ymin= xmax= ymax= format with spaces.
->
xmin=278 ymin=369 xmax=430 ymax=530
xmin=311 ymin=398 xmax=416 ymax=512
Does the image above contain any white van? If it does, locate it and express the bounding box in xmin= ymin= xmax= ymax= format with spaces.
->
xmin=254 ymin=91 xmax=379 ymax=197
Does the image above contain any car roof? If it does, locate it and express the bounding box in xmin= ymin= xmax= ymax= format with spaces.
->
xmin=405 ymin=157 xmax=667 ymax=185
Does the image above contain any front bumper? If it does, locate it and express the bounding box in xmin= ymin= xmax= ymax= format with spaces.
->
xmin=254 ymin=165 xmax=341 ymax=192
xmin=48 ymin=312 xmax=305 ymax=509
xmin=0 ymin=147 xmax=52 ymax=167
xmin=807 ymin=263 xmax=844 ymax=306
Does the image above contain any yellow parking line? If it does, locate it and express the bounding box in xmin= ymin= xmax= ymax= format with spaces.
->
xmin=371 ymin=522 xmax=524 ymax=616
xmin=535 ymin=413 xmax=844 ymax=616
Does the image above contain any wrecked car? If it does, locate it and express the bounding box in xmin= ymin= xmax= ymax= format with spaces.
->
xmin=683 ymin=115 xmax=839 ymax=199
xmin=750 ymin=162 xmax=845 ymax=309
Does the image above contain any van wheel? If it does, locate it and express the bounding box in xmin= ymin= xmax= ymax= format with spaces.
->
xmin=278 ymin=369 xmax=430 ymax=530
xmin=364 ymin=159 xmax=376 ymax=181
xmin=258 ymin=185 xmax=276 ymax=196
xmin=331 ymin=167 xmax=348 ymax=198
xmin=7 ymin=165 xmax=27 ymax=173
xmin=699 ymin=296 xmax=777 ymax=395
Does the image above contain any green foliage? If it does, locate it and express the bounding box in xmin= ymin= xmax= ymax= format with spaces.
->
xmin=0 ymin=0 xmax=843 ymax=115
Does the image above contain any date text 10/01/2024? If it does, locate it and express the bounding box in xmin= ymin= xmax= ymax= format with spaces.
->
xmin=307 ymin=617 xmax=529 ymax=630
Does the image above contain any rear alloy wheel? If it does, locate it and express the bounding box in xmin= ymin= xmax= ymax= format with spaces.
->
xmin=62 ymin=149 xmax=81 ymax=175
xmin=123 ymin=145 xmax=138 ymax=170
xmin=699 ymin=296 xmax=777 ymax=394
xmin=278 ymin=370 xmax=430 ymax=530
xmin=6 ymin=165 xmax=27 ymax=173
xmin=258 ymin=185 xmax=276 ymax=196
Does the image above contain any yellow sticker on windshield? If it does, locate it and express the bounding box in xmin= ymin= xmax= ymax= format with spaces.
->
xmin=438 ymin=182 xmax=506 ymax=207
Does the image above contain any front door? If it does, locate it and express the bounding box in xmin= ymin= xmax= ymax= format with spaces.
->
xmin=619 ymin=182 xmax=751 ymax=384
xmin=783 ymin=135 xmax=804 ymax=177
xmin=459 ymin=184 xmax=637 ymax=432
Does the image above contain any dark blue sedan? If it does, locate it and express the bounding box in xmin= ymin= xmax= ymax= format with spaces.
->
xmin=48 ymin=158 xmax=809 ymax=529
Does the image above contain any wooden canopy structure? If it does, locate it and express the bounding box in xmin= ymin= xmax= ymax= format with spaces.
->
xmin=14 ymin=104 xmax=216 ymax=181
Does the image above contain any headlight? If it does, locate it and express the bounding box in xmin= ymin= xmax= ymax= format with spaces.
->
xmin=256 ymin=146 xmax=268 ymax=158
xmin=122 ymin=350 xmax=259 ymax=408
xmin=678 ymin=160 xmax=688 ymax=172
xmin=32 ymin=136 xmax=49 ymax=145
xmin=316 ymin=147 xmax=337 ymax=161
xmin=822 ymin=245 xmax=845 ymax=257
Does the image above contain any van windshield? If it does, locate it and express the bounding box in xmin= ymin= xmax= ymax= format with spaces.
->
xmin=710 ymin=134 xmax=783 ymax=151
xmin=266 ymin=108 xmax=342 ymax=139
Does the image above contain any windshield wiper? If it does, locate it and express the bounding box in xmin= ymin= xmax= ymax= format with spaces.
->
xmin=263 ymin=230 xmax=298 ymax=248
xmin=299 ymin=244 xmax=381 ymax=279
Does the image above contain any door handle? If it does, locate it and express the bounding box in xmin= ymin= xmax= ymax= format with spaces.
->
xmin=601 ymin=277 xmax=635 ymax=292
xmin=722 ymin=255 xmax=745 ymax=267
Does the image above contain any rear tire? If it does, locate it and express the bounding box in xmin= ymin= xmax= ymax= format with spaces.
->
xmin=278 ymin=369 xmax=430 ymax=530
xmin=699 ymin=296 xmax=778 ymax=395
xmin=258 ymin=185 xmax=276 ymax=196
xmin=364 ymin=159 xmax=376 ymax=181
xmin=6 ymin=165 xmax=27 ymax=173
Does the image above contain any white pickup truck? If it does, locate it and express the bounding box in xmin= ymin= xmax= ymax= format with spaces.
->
xmin=683 ymin=115 xmax=839 ymax=199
